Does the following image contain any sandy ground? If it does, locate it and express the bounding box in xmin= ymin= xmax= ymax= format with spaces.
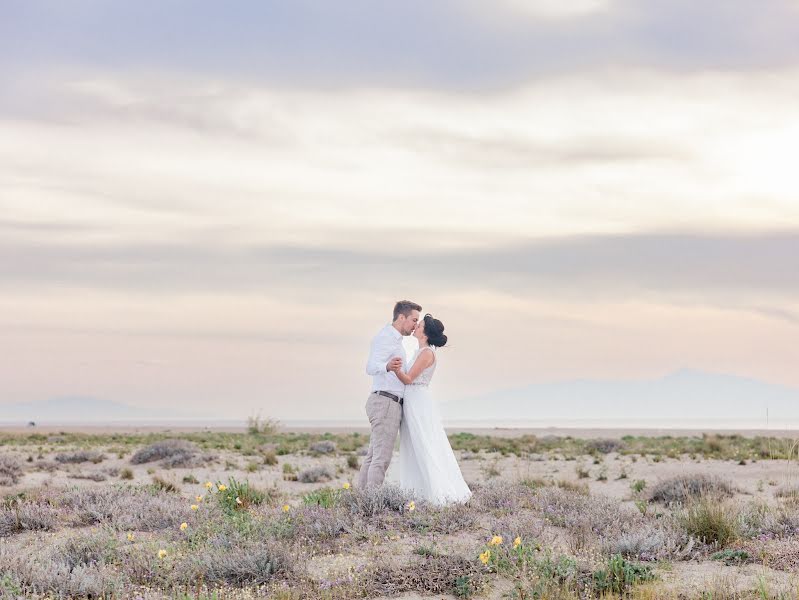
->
xmin=4 ymin=428 xmax=799 ymax=598
xmin=2 ymin=423 xmax=797 ymax=439
xmin=5 ymin=445 xmax=799 ymax=503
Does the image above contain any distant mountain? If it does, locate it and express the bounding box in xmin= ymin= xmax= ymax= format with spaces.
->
xmin=0 ymin=396 xmax=205 ymax=423
xmin=441 ymin=369 xmax=799 ymax=425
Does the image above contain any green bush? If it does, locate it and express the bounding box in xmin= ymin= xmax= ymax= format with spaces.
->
xmin=678 ymin=497 xmax=739 ymax=547
xmin=302 ymin=487 xmax=341 ymax=508
xmin=216 ymin=477 xmax=267 ymax=514
xmin=591 ymin=554 xmax=654 ymax=594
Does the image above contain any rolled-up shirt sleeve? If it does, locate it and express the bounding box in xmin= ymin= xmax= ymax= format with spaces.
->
xmin=366 ymin=332 xmax=392 ymax=376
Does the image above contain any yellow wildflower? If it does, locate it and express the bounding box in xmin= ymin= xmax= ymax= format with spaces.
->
xmin=157 ymin=549 xmax=167 ymax=559
xmin=488 ymin=535 xmax=503 ymax=546
xmin=196 ymin=495 xmax=203 ymax=502
xmin=479 ymin=550 xmax=491 ymax=565
xmin=342 ymin=482 xmax=351 ymax=490
xmin=180 ymin=522 xmax=188 ymax=531
xmin=513 ymin=536 xmax=521 ymax=549
xmin=218 ymin=484 xmax=227 ymax=491
xmin=407 ymin=501 xmax=416 ymax=512
xmin=282 ymin=504 xmax=290 ymax=513
xmin=190 ymin=504 xmax=199 ymax=511
xmin=126 ymin=532 xmax=135 ymax=542
xmin=205 ymin=481 xmax=213 ymax=489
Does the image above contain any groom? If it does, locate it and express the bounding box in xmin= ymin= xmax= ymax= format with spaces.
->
xmin=357 ymin=300 xmax=422 ymax=488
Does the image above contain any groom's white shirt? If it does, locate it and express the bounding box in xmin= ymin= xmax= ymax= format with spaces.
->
xmin=366 ymin=324 xmax=405 ymax=396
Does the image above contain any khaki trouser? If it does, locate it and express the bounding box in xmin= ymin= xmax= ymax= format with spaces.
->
xmin=357 ymin=392 xmax=402 ymax=488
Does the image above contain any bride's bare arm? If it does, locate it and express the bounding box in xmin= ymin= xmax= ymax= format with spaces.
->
xmin=394 ymin=350 xmax=434 ymax=385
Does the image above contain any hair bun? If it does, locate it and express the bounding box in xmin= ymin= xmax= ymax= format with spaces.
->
xmin=424 ymin=314 xmax=448 ymax=347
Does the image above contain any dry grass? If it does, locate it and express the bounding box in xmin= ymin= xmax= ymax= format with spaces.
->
xmin=2 ymin=431 xmax=799 ymax=599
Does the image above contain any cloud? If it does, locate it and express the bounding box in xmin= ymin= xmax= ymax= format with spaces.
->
xmin=2 ymin=231 xmax=797 ymax=302
xmin=4 ymin=1 xmax=799 ymax=90
xmin=3 ymin=68 xmax=799 ymax=243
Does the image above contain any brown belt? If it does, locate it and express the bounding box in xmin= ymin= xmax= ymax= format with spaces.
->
xmin=373 ymin=390 xmax=404 ymax=406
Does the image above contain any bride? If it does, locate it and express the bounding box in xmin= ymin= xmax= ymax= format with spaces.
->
xmin=392 ymin=313 xmax=471 ymax=505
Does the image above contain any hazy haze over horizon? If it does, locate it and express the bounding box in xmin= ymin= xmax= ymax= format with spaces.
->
xmin=2 ymin=1 xmax=799 ymax=421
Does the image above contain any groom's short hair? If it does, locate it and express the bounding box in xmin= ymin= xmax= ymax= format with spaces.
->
xmin=393 ymin=300 xmax=422 ymax=321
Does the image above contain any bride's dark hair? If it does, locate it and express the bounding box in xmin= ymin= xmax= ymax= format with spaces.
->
xmin=423 ymin=314 xmax=448 ymax=348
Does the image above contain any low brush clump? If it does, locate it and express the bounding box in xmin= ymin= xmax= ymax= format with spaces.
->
xmin=676 ymin=496 xmax=739 ymax=548
xmin=585 ymin=438 xmax=624 ymax=455
xmin=0 ymin=497 xmax=60 ymax=536
xmin=129 ymin=438 xmax=213 ymax=468
xmin=0 ymin=454 xmax=23 ymax=485
xmin=648 ymin=473 xmax=736 ymax=504
xmin=530 ymin=486 xmax=689 ymax=561
xmin=309 ymin=441 xmax=337 ymax=454
xmin=341 ymin=484 xmax=414 ymax=518
xmin=297 ymin=466 xmax=334 ymax=483
xmin=55 ymin=450 xmax=106 ymax=464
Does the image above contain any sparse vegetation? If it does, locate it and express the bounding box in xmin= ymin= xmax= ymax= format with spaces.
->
xmin=1 ymin=430 xmax=798 ymax=598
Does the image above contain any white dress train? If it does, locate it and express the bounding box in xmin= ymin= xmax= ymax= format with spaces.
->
xmin=397 ymin=346 xmax=471 ymax=505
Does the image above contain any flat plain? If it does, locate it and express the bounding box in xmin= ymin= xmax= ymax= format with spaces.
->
xmin=2 ymin=422 xmax=799 ymax=599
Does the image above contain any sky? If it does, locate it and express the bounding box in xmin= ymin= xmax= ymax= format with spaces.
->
xmin=2 ymin=1 xmax=799 ymax=421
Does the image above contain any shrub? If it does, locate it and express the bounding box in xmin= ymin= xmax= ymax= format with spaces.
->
xmin=363 ymin=554 xmax=487 ymax=597
xmin=69 ymin=472 xmax=107 ymax=482
xmin=176 ymin=542 xmax=289 ymax=586
xmin=130 ymin=439 xmax=199 ymax=465
xmin=263 ymin=451 xmax=278 ymax=466
xmin=711 ymin=548 xmax=750 ymax=565
xmin=346 ymin=455 xmax=359 ymax=470
xmin=54 ymin=528 xmax=119 ymax=571
xmin=150 ymin=476 xmax=180 ymax=493
xmin=677 ymin=497 xmax=739 ymax=547
xmin=591 ymin=554 xmax=654 ymax=594
xmin=586 ymin=439 xmax=624 ymax=454
xmin=649 ymin=474 xmax=735 ymax=504
xmin=303 ymin=487 xmax=341 ymax=508
xmin=775 ymin=484 xmax=799 ymax=499
xmin=55 ymin=450 xmax=105 ymax=464
xmin=602 ymin=522 xmax=687 ymax=561
xmin=0 ymin=546 xmax=122 ymax=597
xmin=246 ymin=413 xmax=281 ymax=435
xmin=555 ymin=480 xmax=589 ymax=495
xmin=427 ymin=502 xmax=478 ymax=534
xmin=292 ymin=506 xmax=349 ymax=545
xmin=531 ymin=486 xmax=687 ymax=560
xmin=309 ymin=441 xmax=337 ymax=454
xmin=0 ymin=499 xmax=60 ymax=536
xmin=470 ymin=481 xmax=538 ymax=512
xmin=216 ymin=476 xmax=270 ymax=513
xmin=297 ymin=466 xmax=333 ymax=484
xmin=119 ymin=468 xmax=134 ymax=480
xmin=57 ymin=485 xmax=189 ymax=531
xmin=342 ymin=484 xmax=414 ymax=517
xmin=0 ymin=455 xmax=23 ymax=485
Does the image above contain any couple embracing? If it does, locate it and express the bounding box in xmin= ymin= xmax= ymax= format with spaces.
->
xmin=357 ymin=300 xmax=471 ymax=506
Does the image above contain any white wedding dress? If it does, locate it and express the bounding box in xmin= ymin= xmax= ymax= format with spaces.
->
xmin=396 ymin=346 xmax=471 ymax=505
